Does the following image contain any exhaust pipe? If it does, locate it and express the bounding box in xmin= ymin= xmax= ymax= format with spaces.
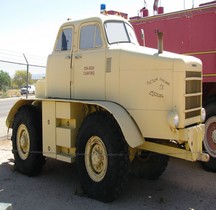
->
xmin=155 ymin=29 xmax=163 ymax=54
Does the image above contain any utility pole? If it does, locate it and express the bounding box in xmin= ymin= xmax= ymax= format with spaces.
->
xmin=23 ymin=53 xmax=29 ymax=99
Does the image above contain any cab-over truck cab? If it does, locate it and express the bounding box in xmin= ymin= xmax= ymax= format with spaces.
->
xmin=6 ymin=14 xmax=208 ymax=202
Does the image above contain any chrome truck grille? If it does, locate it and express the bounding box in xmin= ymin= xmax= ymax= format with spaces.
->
xmin=185 ymin=71 xmax=202 ymax=119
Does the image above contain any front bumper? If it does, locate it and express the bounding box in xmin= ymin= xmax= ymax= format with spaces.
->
xmin=138 ymin=124 xmax=209 ymax=162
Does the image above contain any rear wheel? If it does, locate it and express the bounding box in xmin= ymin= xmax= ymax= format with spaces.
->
xmin=12 ymin=105 xmax=45 ymax=176
xmin=132 ymin=151 xmax=169 ymax=180
xmin=201 ymin=103 xmax=216 ymax=172
xmin=76 ymin=111 xmax=130 ymax=202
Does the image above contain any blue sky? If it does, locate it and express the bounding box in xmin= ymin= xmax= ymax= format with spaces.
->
xmin=0 ymin=0 xmax=208 ymax=76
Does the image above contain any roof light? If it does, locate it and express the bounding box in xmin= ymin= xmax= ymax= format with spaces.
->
xmin=100 ymin=4 xmax=106 ymax=14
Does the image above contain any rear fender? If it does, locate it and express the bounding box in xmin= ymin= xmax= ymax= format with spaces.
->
xmin=6 ymin=99 xmax=36 ymax=128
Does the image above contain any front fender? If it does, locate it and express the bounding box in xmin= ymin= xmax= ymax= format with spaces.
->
xmin=86 ymin=100 xmax=145 ymax=148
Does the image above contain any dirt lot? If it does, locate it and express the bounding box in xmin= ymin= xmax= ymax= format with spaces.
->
xmin=0 ymin=137 xmax=216 ymax=210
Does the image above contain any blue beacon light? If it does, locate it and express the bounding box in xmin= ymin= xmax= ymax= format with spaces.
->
xmin=100 ymin=4 xmax=106 ymax=13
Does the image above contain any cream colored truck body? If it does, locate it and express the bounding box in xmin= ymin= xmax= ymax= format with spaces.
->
xmin=6 ymin=15 xmax=208 ymax=201
xmin=7 ymin=15 xmax=207 ymax=162
xmin=7 ymin=16 xmax=208 ymax=160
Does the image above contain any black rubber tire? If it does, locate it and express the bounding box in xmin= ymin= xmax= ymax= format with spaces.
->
xmin=132 ymin=151 xmax=169 ymax=180
xmin=201 ymin=103 xmax=216 ymax=172
xmin=76 ymin=111 xmax=130 ymax=202
xmin=202 ymin=153 xmax=216 ymax=172
xmin=12 ymin=105 xmax=45 ymax=176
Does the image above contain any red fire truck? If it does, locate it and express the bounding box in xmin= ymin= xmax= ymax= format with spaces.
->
xmin=130 ymin=1 xmax=216 ymax=171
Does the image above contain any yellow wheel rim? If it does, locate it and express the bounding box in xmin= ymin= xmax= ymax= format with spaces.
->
xmin=16 ymin=124 xmax=30 ymax=160
xmin=85 ymin=136 xmax=108 ymax=182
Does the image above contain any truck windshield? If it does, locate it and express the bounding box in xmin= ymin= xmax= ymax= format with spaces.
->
xmin=104 ymin=21 xmax=138 ymax=45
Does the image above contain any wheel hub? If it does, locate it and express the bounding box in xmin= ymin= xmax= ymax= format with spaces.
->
xmin=20 ymin=131 xmax=28 ymax=153
xmin=212 ymin=130 xmax=216 ymax=144
xmin=91 ymin=145 xmax=105 ymax=173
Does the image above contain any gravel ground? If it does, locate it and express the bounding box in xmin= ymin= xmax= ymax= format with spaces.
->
xmin=1 ymin=138 xmax=216 ymax=210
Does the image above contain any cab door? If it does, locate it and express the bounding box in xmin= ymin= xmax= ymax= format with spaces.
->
xmin=73 ymin=23 xmax=106 ymax=100
xmin=46 ymin=27 xmax=73 ymax=98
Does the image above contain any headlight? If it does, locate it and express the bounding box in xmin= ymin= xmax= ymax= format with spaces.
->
xmin=201 ymin=108 xmax=206 ymax=122
xmin=168 ymin=111 xmax=179 ymax=129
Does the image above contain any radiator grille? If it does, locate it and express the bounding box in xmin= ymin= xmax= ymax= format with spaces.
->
xmin=185 ymin=71 xmax=202 ymax=119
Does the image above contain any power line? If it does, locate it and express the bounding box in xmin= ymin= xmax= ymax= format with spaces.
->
xmin=0 ymin=59 xmax=46 ymax=68
xmin=0 ymin=48 xmax=47 ymax=67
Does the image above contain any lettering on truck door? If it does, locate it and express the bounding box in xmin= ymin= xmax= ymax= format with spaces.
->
xmin=74 ymin=23 xmax=106 ymax=100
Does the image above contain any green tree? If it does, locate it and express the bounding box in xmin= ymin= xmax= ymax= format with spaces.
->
xmin=0 ymin=70 xmax=11 ymax=91
xmin=12 ymin=70 xmax=32 ymax=88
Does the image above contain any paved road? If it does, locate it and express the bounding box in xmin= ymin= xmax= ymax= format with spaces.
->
xmin=0 ymin=98 xmax=18 ymax=118
xmin=0 ymin=96 xmax=34 ymax=138
xmin=0 ymin=97 xmax=19 ymax=139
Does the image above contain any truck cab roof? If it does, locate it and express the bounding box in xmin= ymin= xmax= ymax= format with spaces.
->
xmin=61 ymin=14 xmax=128 ymax=28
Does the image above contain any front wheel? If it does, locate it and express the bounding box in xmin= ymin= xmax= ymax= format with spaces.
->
xmin=12 ymin=105 xmax=45 ymax=176
xmin=76 ymin=111 xmax=130 ymax=202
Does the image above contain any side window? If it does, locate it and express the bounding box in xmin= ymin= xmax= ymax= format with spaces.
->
xmin=56 ymin=28 xmax=73 ymax=51
xmin=80 ymin=25 xmax=102 ymax=49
